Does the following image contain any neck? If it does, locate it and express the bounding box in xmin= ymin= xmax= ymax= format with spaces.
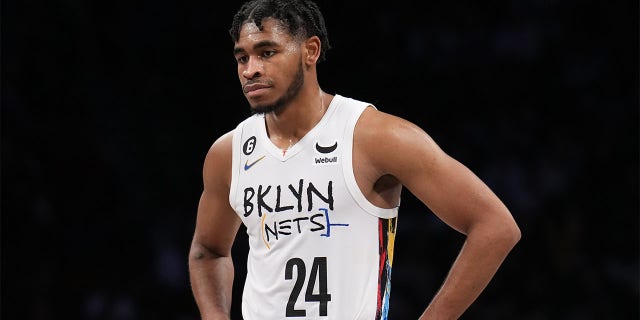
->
xmin=265 ymin=88 xmax=328 ymax=149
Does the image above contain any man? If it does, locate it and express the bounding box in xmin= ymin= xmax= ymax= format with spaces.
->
xmin=188 ymin=0 xmax=521 ymax=319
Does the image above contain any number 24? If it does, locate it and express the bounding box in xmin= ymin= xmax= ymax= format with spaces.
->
xmin=285 ymin=257 xmax=332 ymax=317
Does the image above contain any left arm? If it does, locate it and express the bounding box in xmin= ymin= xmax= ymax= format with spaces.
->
xmin=359 ymin=109 xmax=521 ymax=319
xmin=410 ymin=149 xmax=521 ymax=320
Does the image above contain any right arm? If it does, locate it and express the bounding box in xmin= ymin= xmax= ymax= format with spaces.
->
xmin=188 ymin=131 xmax=242 ymax=320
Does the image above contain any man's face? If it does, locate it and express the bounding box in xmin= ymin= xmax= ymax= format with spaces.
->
xmin=233 ymin=18 xmax=305 ymax=114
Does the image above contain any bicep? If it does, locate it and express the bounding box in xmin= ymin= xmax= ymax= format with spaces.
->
xmin=191 ymin=132 xmax=242 ymax=257
xmin=405 ymin=150 xmax=508 ymax=234
xmin=193 ymin=188 xmax=241 ymax=257
xmin=378 ymin=119 xmax=509 ymax=235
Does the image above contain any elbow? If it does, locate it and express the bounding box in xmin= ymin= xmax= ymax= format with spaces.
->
xmin=189 ymin=240 xmax=229 ymax=262
xmin=477 ymin=221 xmax=520 ymax=256
xmin=500 ymin=216 xmax=521 ymax=250
xmin=507 ymin=222 xmax=521 ymax=248
xmin=493 ymin=205 xmax=522 ymax=249
xmin=188 ymin=243 xmax=208 ymax=267
xmin=477 ymin=212 xmax=521 ymax=251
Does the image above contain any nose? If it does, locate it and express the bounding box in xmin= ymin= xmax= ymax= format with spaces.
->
xmin=242 ymin=56 xmax=263 ymax=79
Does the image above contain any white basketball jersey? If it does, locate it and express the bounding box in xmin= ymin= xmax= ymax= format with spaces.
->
xmin=229 ymin=94 xmax=399 ymax=319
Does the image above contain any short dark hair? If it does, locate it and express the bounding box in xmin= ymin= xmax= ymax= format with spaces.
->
xmin=229 ymin=0 xmax=331 ymax=63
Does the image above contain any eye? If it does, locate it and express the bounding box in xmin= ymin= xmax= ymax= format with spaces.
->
xmin=236 ymin=55 xmax=249 ymax=64
xmin=262 ymin=50 xmax=276 ymax=58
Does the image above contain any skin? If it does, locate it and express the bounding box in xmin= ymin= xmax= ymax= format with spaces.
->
xmin=189 ymin=17 xmax=521 ymax=320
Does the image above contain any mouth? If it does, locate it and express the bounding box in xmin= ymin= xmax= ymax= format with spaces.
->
xmin=243 ymin=82 xmax=272 ymax=94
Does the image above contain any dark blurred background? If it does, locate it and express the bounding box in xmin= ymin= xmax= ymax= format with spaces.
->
xmin=2 ymin=0 xmax=638 ymax=319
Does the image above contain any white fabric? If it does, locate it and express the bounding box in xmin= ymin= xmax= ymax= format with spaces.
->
xmin=229 ymin=94 xmax=398 ymax=319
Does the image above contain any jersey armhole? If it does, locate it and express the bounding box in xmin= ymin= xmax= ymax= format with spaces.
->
xmin=342 ymin=104 xmax=399 ymax=219
xmin=228 ymin=123 xmax=244 ymax=211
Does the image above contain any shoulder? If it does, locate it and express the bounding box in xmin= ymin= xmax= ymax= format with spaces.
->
xmin=354 ymin=107 xmax=443 ymax=174
xmin=202 ymin=129 xmax=235 ymax=188
xmin=204 ymin=115 xmax=254 ymax=164
xmin=356 ymin=107 xmax=432 ymax=149
xmin=206 ymin=130 xmax=234 ymax=158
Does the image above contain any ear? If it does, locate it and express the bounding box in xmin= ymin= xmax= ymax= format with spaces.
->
xmin=303 ymin=36 xmax=322 ymax=65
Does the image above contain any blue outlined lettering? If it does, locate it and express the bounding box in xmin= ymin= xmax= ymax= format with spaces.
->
xmin=318 ymin=208 xmax=349 ymax=237
xmin=261 ymin=208 xmax=349 ymax=248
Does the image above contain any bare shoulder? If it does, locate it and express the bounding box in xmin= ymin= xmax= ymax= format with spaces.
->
xmin=205 ymin=130 xmax=234 ymax=159
xmin=356 ymin=107 xmax=440 ymax=159
xmin=357 ymin=107 xmax=428 ymax=137
xmin=354 ymin=106 xmax=450 ymax=183
xmin=203 ymin=130 xmax=235 ymax=189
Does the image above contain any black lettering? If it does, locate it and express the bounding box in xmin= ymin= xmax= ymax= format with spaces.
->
xmin=265 ymin=221 xmax=279 ymax=241
xmin=257 ymin=185 xmax=273 ymax=217
xmin=275 ymin=185 xmax=294 ymax=212
xmin=243 ymin=187 xmax=255 ymax=217
xmin=314 ymin=157 xmax=337 ymax=164
xmin=279 ymin=220 xmax=292 ymax=235
xmin=310 ymin=213 xmax=325 ymax=232
xmin=307 ymin=181 xmax=334 ymax=211
xmin=292 ymin=217 xmax=309 ymax=233
xmin=288 ymin=179 xmax=304 ymax=212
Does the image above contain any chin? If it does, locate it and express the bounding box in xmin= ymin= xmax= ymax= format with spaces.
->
xmin=246 ymin=101 xmax=272 ymax=114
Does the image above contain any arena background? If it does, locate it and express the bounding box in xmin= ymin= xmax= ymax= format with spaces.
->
xmin=3 ymin=0 xmax=638 ymax=319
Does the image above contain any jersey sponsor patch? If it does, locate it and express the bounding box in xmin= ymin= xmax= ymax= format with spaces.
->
xmin=315 ymin=141 xmax=338 ymax=153
xmin=314 ymin=140 xmax=339 ymax=165
xmin=313 ymin=155 xmax=339 ymax=166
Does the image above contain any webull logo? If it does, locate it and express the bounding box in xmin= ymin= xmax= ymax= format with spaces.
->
xmin=314 ymin=156 xmax=338 ymax=165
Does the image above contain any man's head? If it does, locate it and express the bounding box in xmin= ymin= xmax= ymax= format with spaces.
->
xmin=229 ymin=0 xmax=331 ymax=63
xmin=230 ymin=0 xmax=331 ymax=114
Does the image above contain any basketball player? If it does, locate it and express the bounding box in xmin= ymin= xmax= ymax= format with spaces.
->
xmin=188 ymin=0 xmax=521 ymax=319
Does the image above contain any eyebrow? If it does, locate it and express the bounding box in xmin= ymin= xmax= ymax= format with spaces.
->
xmin=233 ymin=40 xmax=280 ymax=55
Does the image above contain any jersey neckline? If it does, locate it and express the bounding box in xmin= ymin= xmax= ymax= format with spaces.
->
xmin=257 ymin=94 xmax=343 ymax=162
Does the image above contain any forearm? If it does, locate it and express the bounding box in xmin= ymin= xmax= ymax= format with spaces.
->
xmin=189 ymin=245 xmax=236 ymax=320
xmin=419 ymin=224 xmax=520 ymax=320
